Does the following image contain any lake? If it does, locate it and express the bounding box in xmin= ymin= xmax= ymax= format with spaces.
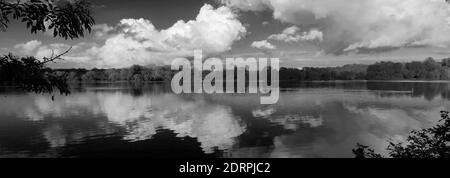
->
xmin=0 ymin=81 xmax=449 ymax=158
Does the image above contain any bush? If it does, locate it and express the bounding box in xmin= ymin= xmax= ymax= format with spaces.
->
xmin=0 ymin=54 xmax=70 ymax=95
xmin=353 ymin=111 xmax=450 ymax=158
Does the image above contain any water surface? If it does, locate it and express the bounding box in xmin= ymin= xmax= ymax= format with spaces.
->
xmin=0 ymin=81 xmax=449 ymax=158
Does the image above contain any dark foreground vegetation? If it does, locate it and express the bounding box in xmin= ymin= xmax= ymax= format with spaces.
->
xmin=0 ymin=53 xmax=70 ymax=95
xmin=353 ymin=111 xmax=450 ymax=158
xmin=0 ymin=0 xmax=94 ymax=94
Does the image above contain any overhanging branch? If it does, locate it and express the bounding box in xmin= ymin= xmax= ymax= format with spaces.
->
xmin=40 ymin=46 xmax=72 ymax=65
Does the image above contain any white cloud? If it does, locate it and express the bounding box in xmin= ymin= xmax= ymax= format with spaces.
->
xmin=251 ymin=40 xmax=276 ymax=50
xmin=14 ymin=40 xmax=42 ymax=55
xmin=89 ymin=4 xmax=246 ymax=68
xmin=221 ymin=0 xmax=450 ymax=54
xmin=92 ymin=24 xmax=115 ymax=39
xmin=251 ymin=26 xmax=322 ymax=51
xmin=268 ymin=26 xmax=323 ymax=43
xmin=35 ymin=43 xmax=71 ymax=59
xmin=8 ymin=4 xmax=246 ymax=68
xmin=268 ymin=26 xmax=300 ymax=43
xmin=220 ymin=0 xmax=270 ymax=11
xmin=301 ymin=29 xmax=324 ymax=42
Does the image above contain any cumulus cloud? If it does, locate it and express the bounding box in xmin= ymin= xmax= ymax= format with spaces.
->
xmin=35 ymin=43 xmax=71 ymax=59
xmin=251 ymin=40 xmax=276 ymax=50
xmin=268 ymin=26 xmax=323 ymax=42
xmin=221 ymin=0 xmax=450 ymax=54
xmin=7 ymin=4 xmax=246 ymax=68
xmin=251 ymin=26 xmax=322 ymax=51
xmin=91 ymin=24 xmax=115 ymax=39
xmin=220 ymin=0 xmax=270 ymax=11
xmin=87 ymin=4 xmax=246 ymax=68
xmin=268 ymin=26 xmax=300 ymax=43
xmin=300 ymin=29 xmax=324 ymax=42
xmin=14 ymin=40 xmax=42 ymax=55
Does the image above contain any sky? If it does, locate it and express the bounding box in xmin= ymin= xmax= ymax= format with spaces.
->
xmin=1 ymin=0 xmax=450 ymax=68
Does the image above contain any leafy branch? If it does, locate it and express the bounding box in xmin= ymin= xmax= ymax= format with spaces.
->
xmin=0 ymin=53 xmax=70 ymax=95
xmin=0 ymin=0 xmax=95 ymax=39
xmin=353 ymin=111 xmax=450 ymax=158
xmin=0 ymin=0 xmax=94 ymax=96
xmin=40 ymin=46 xmax=72 ymax=64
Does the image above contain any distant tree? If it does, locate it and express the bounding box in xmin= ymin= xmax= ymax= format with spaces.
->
xmin=442 ymin=58 xmax=450 ymax=67
xmin=405 ymin=61 xmax=427 ymax=79
xmin=141 ymin=69 xmax=154 ymax=81
xmin=423 ymin=58 xmax=441 ymax=80
xmin=366 ymin=62 xmax=405 ymax=80
xmin=338 ymin=71 xmax=356 ymax=80
xmin=67 ymin=71 xmax=81 ymax=83
xmin=104 ymin=69 xmax=121 ymax=81
xmin=336 ymin=64 xmax=367 ymax=80
xmin=158 ymin=66 xmax=175 ymax=81
xmin=119 ymin=68 xmax=129 ymax=81
xmin=353 ymin=111 xmax=450 ymax=158
xmin=440 ymin=68 xmax=450 ymax=80
xmin=80 ymin=69 xmax=108 ymax=83
xmin=129 ymin=65 xmax=143 ymax=80
xmin=0 ymin=0 xmax=94 ymax=94
xmin=50 ymin=57 xmax=450 ymax=84
xmin=80 ymin=70 xmax=96 ymax=82
xmin=132 ymin=73 xmax=143 ymax=83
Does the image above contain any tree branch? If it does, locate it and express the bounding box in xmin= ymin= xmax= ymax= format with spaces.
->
xmin=40 ymin=46 xmax=72 ymax=64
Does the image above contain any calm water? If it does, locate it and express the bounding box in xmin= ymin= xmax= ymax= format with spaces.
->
xmin=0 ymin=81 xmax=449 ymax=158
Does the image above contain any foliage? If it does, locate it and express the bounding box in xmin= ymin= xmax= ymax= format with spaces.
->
xmin=353 ymin=111 xmax=450 ymax=158
xmin=57 ymin=65 xmax=176 ymax=83
xmin=366 ymin=61 xmax=405 ymax=80
xmin=352 ymin=143 xmax=383 ymax=158
xmin=0 ymin=0 xmax=94 ymax=39
xmin=279 ymin=57 xmax=450 ymax=81
xmin=53 ymin=57 xmax=450 ymax=84
xmin=280 ymin=64 xmax=368 ymax=81
xmin=0 ymin=53 xmax=70 ymax=95
xmin=0 ymin=0 xmax=94 ymax=95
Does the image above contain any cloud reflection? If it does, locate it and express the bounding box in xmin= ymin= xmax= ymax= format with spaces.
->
xmin=5 ymin=92 xmax=246 ymax=154
xmin=2 ymin=81 xmax=450 ymax=158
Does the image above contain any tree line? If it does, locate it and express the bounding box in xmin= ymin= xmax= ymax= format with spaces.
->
xmin=54 ymin=65 xmax=175 ymax=83
xmin=49 ymin=57 xmax=450 ymax=84
xmin=281 ymin=57 xmax=450 ymax=81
